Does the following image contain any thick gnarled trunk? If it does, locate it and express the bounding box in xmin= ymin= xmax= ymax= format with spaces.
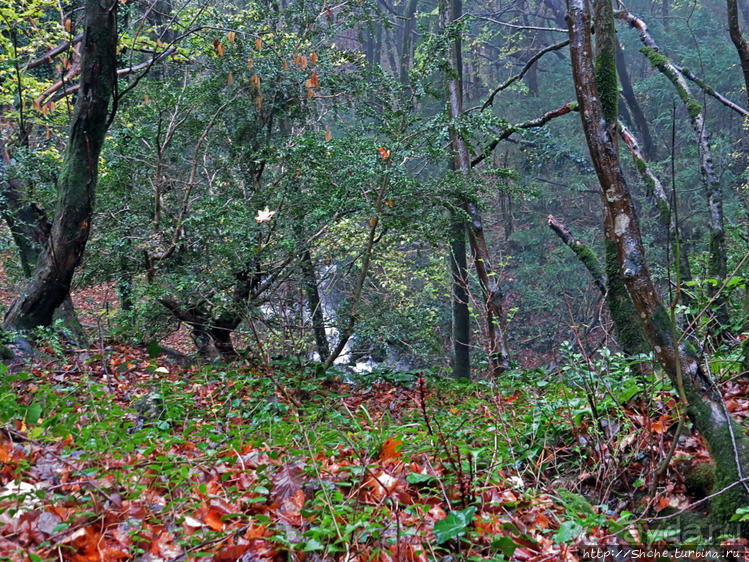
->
xmin=3 ymin=0 xmax=118 ymax=333
xmin=568 ymin=0 xmax=749 ymax=532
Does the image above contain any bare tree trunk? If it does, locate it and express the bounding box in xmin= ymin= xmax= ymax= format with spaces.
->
xmin=300 ymin=247 xmax=330 ymax=361
xmin=3 ymin=0 xmax=118 ymax=333
xmin=450 ymin=217 xmax=471 ymax=379
xmin=441 ymin=0 xmax=510 ymax=376
xmin=568 ymin=0 xmax=749 ymax=531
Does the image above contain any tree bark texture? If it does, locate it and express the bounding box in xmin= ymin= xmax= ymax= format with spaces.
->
xmin=3 ymin=0 xmax=118 ymax=332
xmin=568 ymin=0 xmax=749 ymax=530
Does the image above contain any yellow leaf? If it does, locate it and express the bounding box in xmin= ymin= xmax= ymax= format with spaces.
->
xmin=385 ymin=199 xmax=394 ymax=208
xmin=325 ymin=129 xmax=332 ymax=142
xmin=227 ymin=30 xmax=236 ymax=43
xmin=255 ymin=37 xmax=262 ymax=50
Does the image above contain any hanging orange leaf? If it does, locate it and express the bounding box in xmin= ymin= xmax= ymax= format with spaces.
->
xmin=251 ymin=74 xmax=261 ymax=88
xmin=310 ymin=51 xmax=318 ymax=64
xmin=227 ymin=30 xmax=236 ymax=43
xmin=33 ymin=98 xmax=41 ymax=112
xmin=217 ymin=42 xmax=225 ymax=57
xmin=307 ymin=87 xmax=314 ymax=99
xmin=248 ymin=58 xmax=254 ymax=70
xmin=227 ymin=71 xmax=233 ymax=86
xmin=325 ymin=129 xmax=332 ymax=142
xmin=309 ymin=69 xmax=319 ymax=88
xmin=255 ymin=37 xmax=263 ymax=50
xmin=282 ymin=59 xmax=288 ymax=70
xmin=294 ymin=53 xmax=302 ymax=67
xmin=385 ymin=198 xmax=394 ymax=208
xmin=144 ymin=94 xmax=150 ymax=105
xmin=64 ymin=19 xmax=72 ymax=32
xmin=45 ymin=128 xmax=51 ymax=140
xmin=326 ymin=8 xmax=332 ymax=19
xmin=156 ymin=38 xmax=164 ymax=48
xmin=300 ymin=55 xmax=308 ymax=69
xmin=255 ymin=95 xmax=263 ymax=110
xmin=378 ymin=146 xmax=390 ymax=159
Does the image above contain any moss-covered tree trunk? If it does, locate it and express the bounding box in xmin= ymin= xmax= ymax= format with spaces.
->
xmin=568 ymin=0 xmax=749 ymax=532
xmin=3 ymin=0 xmax=118 ymax=333
xmin=593 ymin=0 xmax=650 ymax=358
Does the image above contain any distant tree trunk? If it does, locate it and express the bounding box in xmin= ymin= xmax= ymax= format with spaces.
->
xmin=618 ymin=10 xmax=728 ymax=330
xmin=450 ymin=217 xmax=471 ymax=379
xmin=399 ymin=0 xmax=419 ymax=85
xmin=616 ymin=44 xmax=656 ymax=160
xmin=568 ymin=0 xmax=749 ymax=532
xmin=3 ymin=0 xmax=118 ymax=333
xmin=300 ymin=247 xmax=330 ymax=361
xmin=594 ymin=0 xmax=650 ymax=358
xmin=446 ymin=0 xmax=471 ymax=379
xmin=441 ymin=0 xmax=510 ymax=376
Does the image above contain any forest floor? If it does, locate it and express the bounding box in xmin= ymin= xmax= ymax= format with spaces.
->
xmin=3 ymin=339 xmax=749 ymax=561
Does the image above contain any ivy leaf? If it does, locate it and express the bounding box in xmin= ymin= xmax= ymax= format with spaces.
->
xmin=432 ymin=506 xmax=476 ymax=543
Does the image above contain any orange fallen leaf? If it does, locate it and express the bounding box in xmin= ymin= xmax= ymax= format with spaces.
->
xmin=380 ymin=437 xmax=402 ymax=461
